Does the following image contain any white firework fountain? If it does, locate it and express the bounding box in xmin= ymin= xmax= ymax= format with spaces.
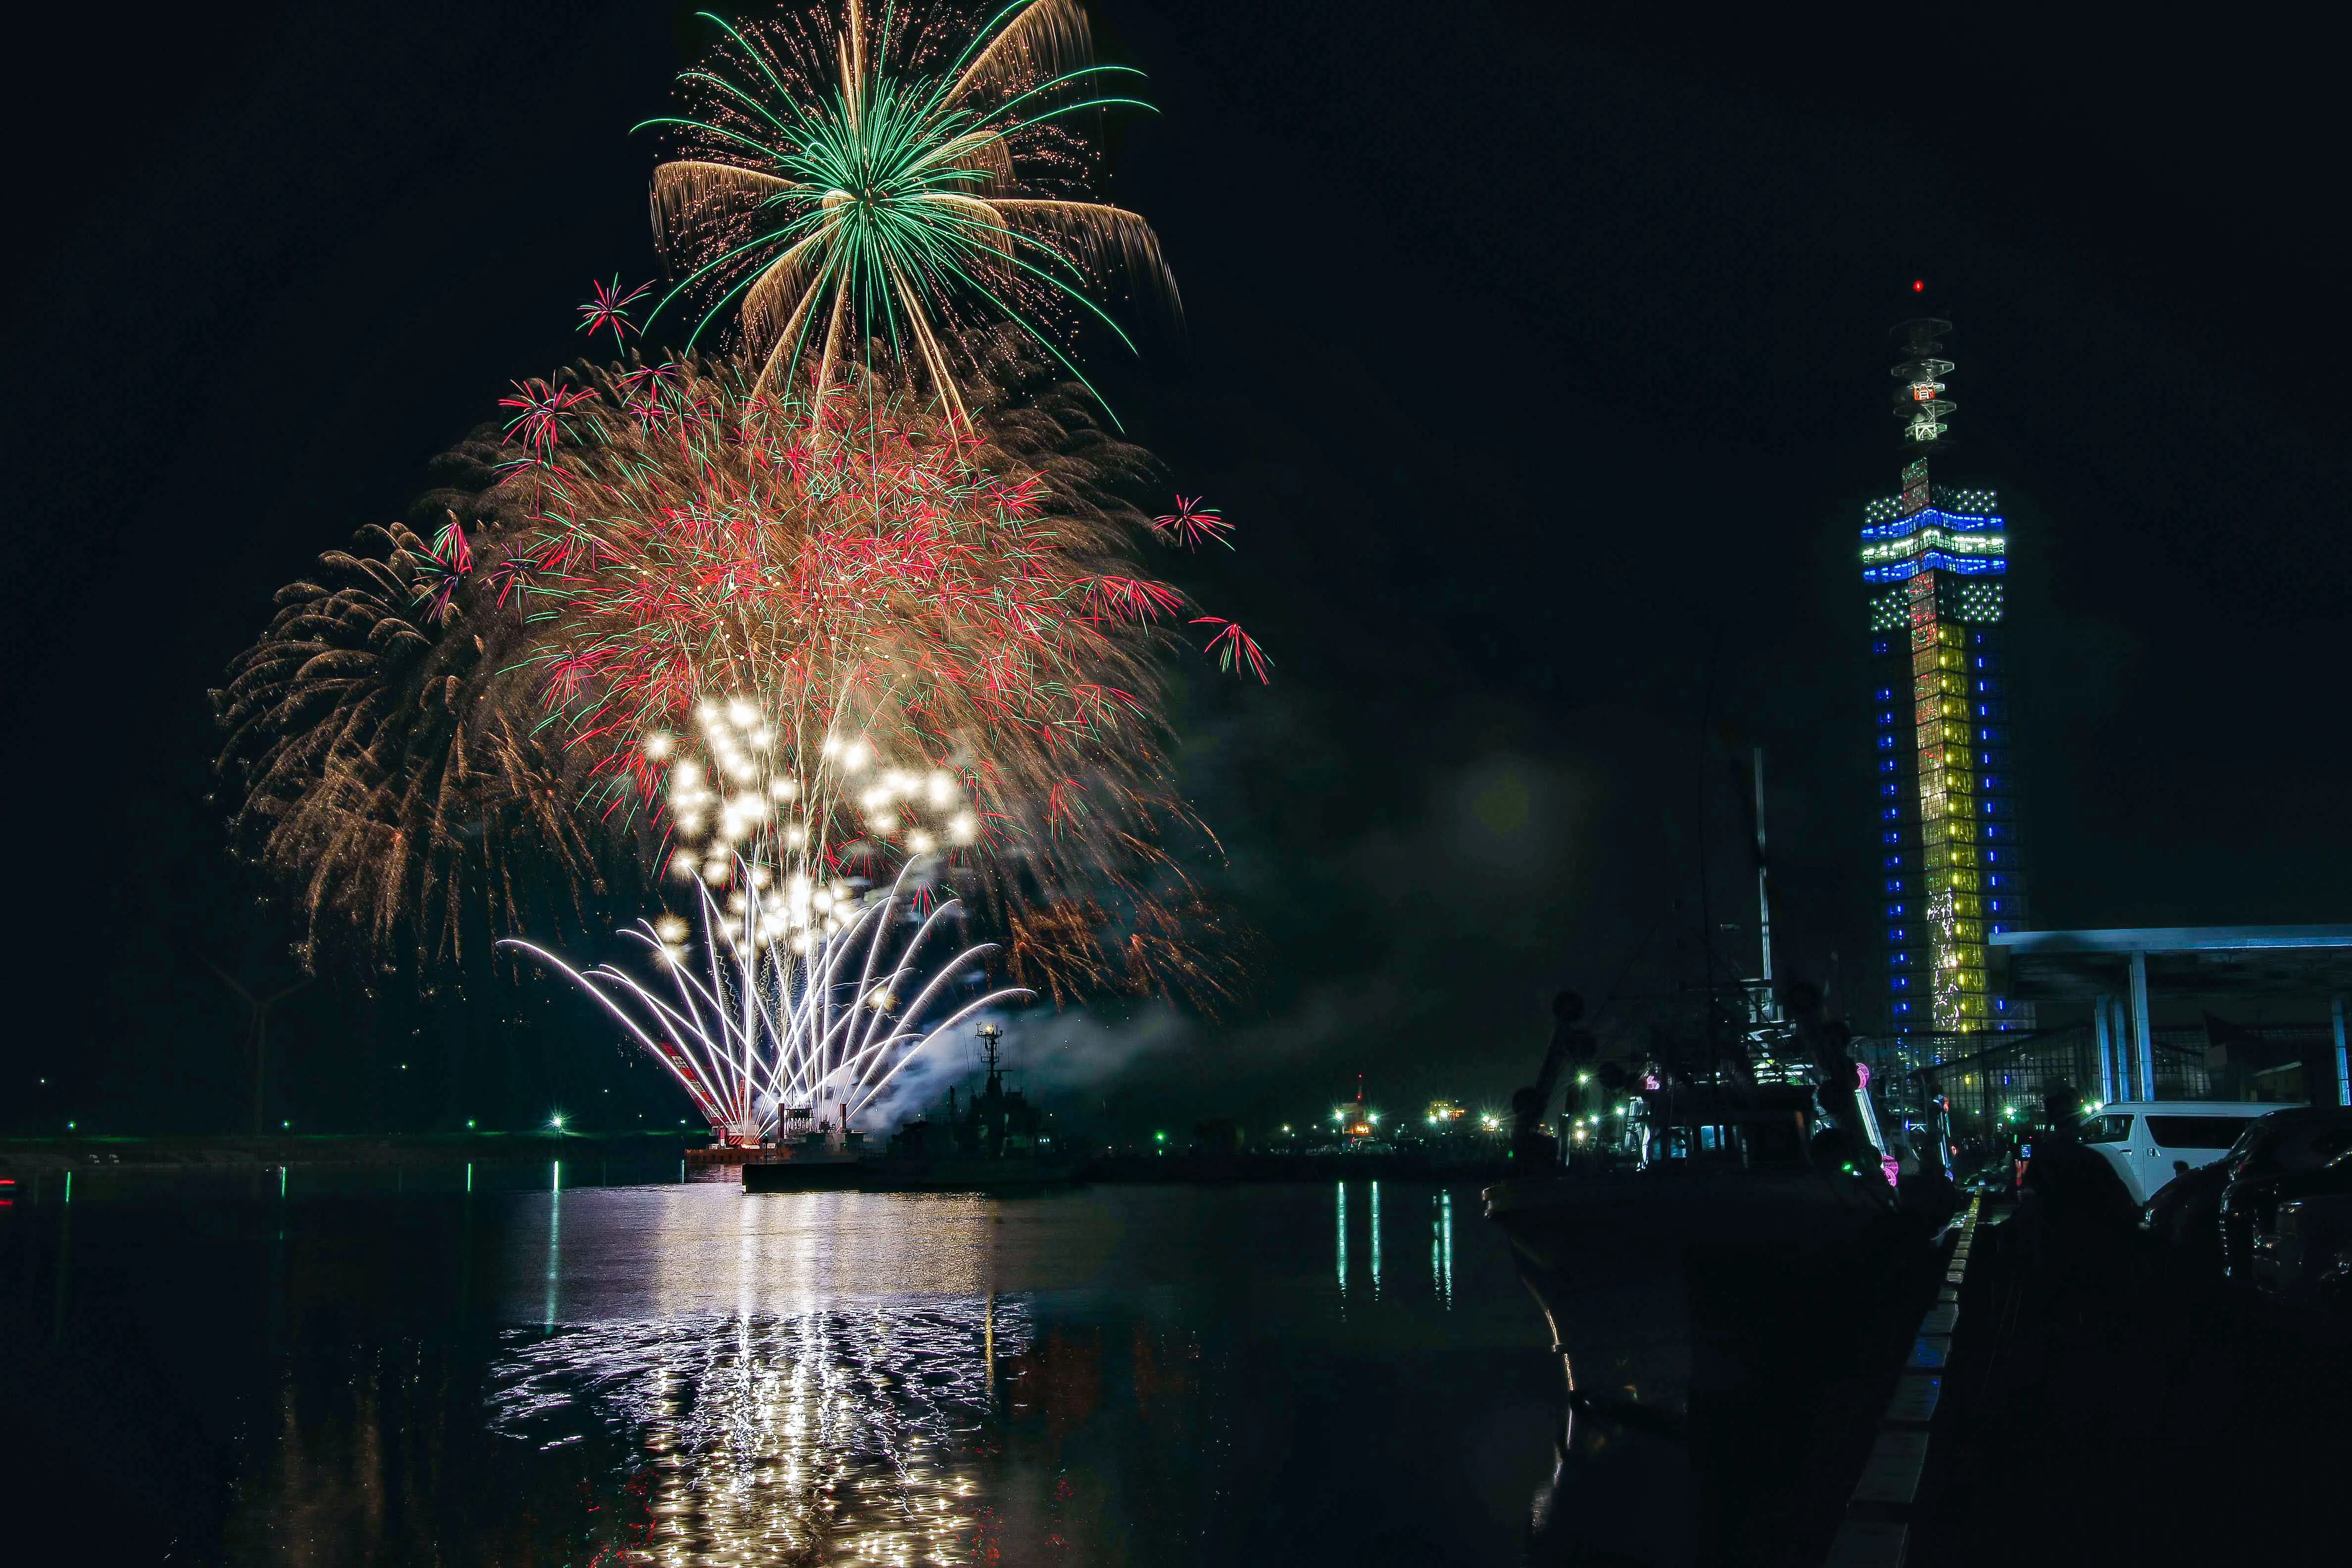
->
xmin=505 ymin=694 xmax=1028 ymax=1147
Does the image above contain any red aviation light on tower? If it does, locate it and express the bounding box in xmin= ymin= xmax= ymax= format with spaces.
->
xmin=1912 ymin=280 xmax=1926 ymax=293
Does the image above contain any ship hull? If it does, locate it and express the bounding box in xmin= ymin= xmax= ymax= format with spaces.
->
xmin=864 ymin=1156 xmax=1079 ymax=1191
xmin=740 ymin=1154 xmax=866 ymax=1192
xmin=1487 ymin=1170 xmax=1924 ymax=1566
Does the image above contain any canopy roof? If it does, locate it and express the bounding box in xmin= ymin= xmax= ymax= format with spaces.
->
xmin=1990 ymin=926 xmax=2352 ymax=1001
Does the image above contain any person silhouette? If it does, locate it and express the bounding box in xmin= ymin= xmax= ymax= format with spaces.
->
xmin=1512 ymin=990 xmax=1595 ymax=1168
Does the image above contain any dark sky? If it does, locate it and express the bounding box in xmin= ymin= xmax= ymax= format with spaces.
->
xmin=6 ymin=0 xmax=2347 ymax=1139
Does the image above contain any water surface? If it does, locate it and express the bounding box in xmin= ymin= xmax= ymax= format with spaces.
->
xmin=5 ymin=1172 xmax=1562 ymax=1565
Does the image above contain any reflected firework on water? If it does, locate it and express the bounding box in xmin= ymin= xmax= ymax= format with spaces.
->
xmin=39 ymin=1185 xmax=1546 ymax=1565
xmin=489 ymin=1303 xmax=1017 ymax=1565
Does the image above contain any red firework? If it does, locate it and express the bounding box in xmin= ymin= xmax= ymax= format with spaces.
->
xmin=1151 ymin=495 xmax=1232 ymax=550
xmin=577 ymin=275 xmax=651 ymax=346
xmin=445 ymin=361 xmax=1265 ymax=945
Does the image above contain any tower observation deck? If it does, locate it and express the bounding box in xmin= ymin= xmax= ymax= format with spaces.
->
xmin=1863 ymin=317 xmax=2030 ymax=1037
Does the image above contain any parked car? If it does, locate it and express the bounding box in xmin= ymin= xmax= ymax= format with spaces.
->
xmin=2139 ymin=1153 xmax=2236 ymax=1252
xmin=2254 ymin=1183 xmax=2352 ymax=1306
xmin=2217 ymin=1108 xmax=2352 ymax=1283
xmin=2081 ymin=1100 xmax=2299 ymax=1205
xmin=2316 ymin=1243 xmax=2352 ymax=1315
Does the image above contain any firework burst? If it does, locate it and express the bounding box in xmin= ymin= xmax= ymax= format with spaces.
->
xmin=479 ymin=350 xmax=1248 ymax=1132
xmin=211 ymin=438 xmax=629 ymax=970
xmin=644 ymin=0 xmax=1175 ymax=420
xmin=499 ymin=354 xmax=1250 ymax=938
xmin=215 ymin=353 xmax=1254 ymax=1013
xmin=504 ymin=860 xmax=1027 ymax=1143
xmin=214 ymin=4 xmax=1247 ymax=1135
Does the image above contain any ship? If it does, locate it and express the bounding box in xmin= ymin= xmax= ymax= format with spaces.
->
xmin=741 ymin=1024 xmax=1080 ymax=1193
xmin=737 ymin=1104 xmax=871 ymax=1191
xmin=1486 ymin=981 xmax=1950 ymax=1565
xmin=867 ymin=1024 xmax=1079 ymax=1190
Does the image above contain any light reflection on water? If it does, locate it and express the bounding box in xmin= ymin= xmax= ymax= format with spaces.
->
xmin=491 ymin=1304 xmax=1006 ymax=1565
xmin=10 ymin=1179 xmax=1557 ymax=1567
xmin=484 ymin=1183 xmax=1511 ymax=1563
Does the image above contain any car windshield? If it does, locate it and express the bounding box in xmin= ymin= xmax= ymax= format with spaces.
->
xmin=2250 ymin=1121 xmax=2352 ymax=1174
xmin=2145 ymin=1115 xmax=2254 ymax=1152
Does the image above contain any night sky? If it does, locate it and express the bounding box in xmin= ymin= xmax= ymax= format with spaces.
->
xmin=7 ymin=1 xmax=2347 ymax=1140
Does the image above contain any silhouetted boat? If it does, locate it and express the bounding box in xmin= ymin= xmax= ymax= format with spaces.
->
xmin=1488 ymin=1082 xmax=1936 ymax=1566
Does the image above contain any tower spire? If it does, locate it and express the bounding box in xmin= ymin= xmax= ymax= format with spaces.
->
xmin=1891 ymin=317 xmax=1957 ymax=452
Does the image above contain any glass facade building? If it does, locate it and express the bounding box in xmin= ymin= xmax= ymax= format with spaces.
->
xmin=1864 ymin=319 xmax=2029 ymax=1036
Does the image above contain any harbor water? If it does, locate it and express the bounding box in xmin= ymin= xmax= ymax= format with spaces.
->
xmin=6 ymin=1173 xmax=1573 ymax=1565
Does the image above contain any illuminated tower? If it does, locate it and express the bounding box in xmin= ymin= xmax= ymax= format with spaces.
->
xmin=1862 ymin=317 xmax=2029 ymax=1036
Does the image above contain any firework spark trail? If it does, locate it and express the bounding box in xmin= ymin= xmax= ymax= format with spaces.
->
xmin=644 ymin=0 xmax=1176 ymax=418
xmin=211 ymin=437 xmax=629 ymax=970
xmin=502 ymin=862 xmax=1029 ymax=1140
xmin=503 ymin=357 xmax=1258 ymax=927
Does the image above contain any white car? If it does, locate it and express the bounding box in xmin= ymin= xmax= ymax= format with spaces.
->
xmin=2079 ymin=1100 xmax=2303 ymax=1205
